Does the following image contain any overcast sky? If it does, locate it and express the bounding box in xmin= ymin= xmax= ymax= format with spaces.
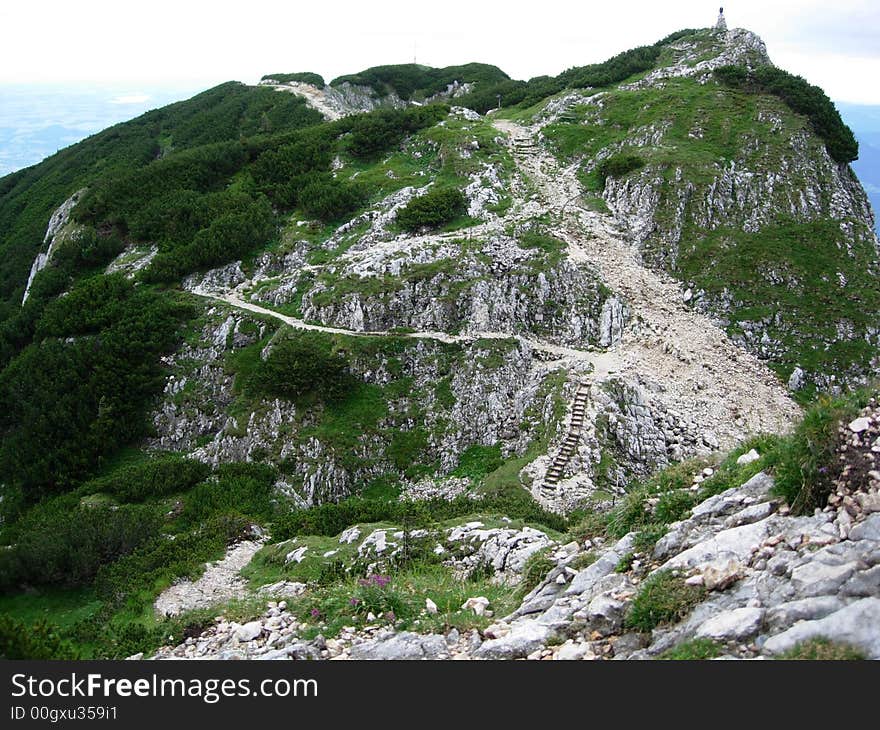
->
xmin=1 ymin=0 xmax=879 ymax=104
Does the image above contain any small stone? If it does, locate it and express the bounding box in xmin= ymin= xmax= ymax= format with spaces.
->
xmin=736 ymin=449 xmax=760 ymax=466
xmin=235 ymin=621 xmax=263 ymax=642
xmin=849 ymin=417 xmax=871 ymax=433
xmin=461 ymin=596 xmax=490 ymax=616
xmin=685 ymin=574 xmax=704 ymax=586
xmin=700 ymin=558 xmax=743 ymax=591
xmin=425 ymin=598 xmax=438 ymax=614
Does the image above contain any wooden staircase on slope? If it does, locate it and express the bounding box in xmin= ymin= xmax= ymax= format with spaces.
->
xmin=541 ymin=381 xmax=591 ymax=497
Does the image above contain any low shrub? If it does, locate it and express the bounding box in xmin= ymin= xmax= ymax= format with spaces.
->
xmin=273 ymin=489 xmax=567 ymax=541
xmin=772 ymin=391 xmax=866 ymax=513
xmin=0 ymin=615 xmax=79 ymax=659
xmin=451 ymin=444 xmax=504 ymax=480
xmin=181 ymin=463 xmax=278 ymax=526
xmin=714 ymin=64 xmax=858 ymax=163
xmin=596 ymin=154 xmax=645 ymax=186
xmin=1 ymin=499 xmax=161 ymax=590
xmin=262 ymin=72 xmax=325 ymax=87
xmin=246 ymin=331 xmax=352 ymax=404
xmin=95 ymin=512 xmax=252 ymax=610
xmin=517 ymin=548 xmax=554 ymax=598
xmin=85 ymin=455 xmax=210 ymax=503
xmin=396 ymin=188 xmax=467 ymax=231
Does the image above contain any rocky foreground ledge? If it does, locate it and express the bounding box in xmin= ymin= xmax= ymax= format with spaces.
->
xmin=150 ymin=410 xmax=880 ymax=661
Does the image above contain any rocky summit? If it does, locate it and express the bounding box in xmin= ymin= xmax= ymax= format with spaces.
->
xmin=0 ymin=22 xmax=878 ymax=661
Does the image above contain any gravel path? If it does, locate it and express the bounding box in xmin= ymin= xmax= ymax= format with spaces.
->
xmin=493 ymin=119 xmax=801 ymax=446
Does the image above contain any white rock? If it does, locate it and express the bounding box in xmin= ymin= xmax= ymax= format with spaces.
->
xmin=475 ymin=620 xmax=553 ymax=659
xmin=461 ymin=596 xmax=490 ymax=616
xmin=339 ymin=526 xmax=361 ymax=544
xmin=425 ymin=598 xmax=438 ymax=614
xmin=235 ymin=621 xmax=263 ymax=642
xmin=790 ymin=561 xmax=857 ymax=597
xmin=284 ymin=546 xmax=308 ymax=564
xmin=736 ymin=449 xmax=760 ymax=466
xmin=663 ymin=518 xmax=773 ymax=570
xmin=848 ymin=417 xmax=871 ymax=433
xmin=555 ymin=641 xmax=594 ymax=661
xmin=763 ymin=598 xmax=880 ymax=659
xmin=696 ymin=607 xmax=764 ymax=641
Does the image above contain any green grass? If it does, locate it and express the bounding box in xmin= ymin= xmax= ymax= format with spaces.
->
xmin=516 ymin=548 xmax=554 ymax=599
xmin=624 ymin=571 xmax=706 ymax=632
xmin=658 ymin=638 xmax=723 ymax=660
xmin=778 ymin=638 xmax=866 ymax=661
xmin=0 ymin=586 xmax=102 ymax=630
xmin=288 ymin=562 xmax=517 ymax=639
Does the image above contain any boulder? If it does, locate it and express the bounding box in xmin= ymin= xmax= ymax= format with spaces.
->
xmin=475 ymin=620 xmax=554 ymax=660
xmin=235 ymin=621 xmax=263 ymax=642
xmin=695 ymin=607 xmax=764 ymax=641
xmin=348 ymin=632 xmax=448 ymax=660
xmin=762 ymin=598 xmax=880 ymax=659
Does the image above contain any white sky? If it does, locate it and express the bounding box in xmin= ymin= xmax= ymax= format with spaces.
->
xmin=1 ymin=0 xmax=879 ymax=104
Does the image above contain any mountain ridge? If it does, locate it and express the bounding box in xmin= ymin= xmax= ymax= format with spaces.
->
xmin=0 ymin=24 xmax=878 ymax=661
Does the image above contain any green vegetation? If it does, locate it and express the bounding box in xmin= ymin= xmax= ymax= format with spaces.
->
xmin=771 ymin=390 xmax=869 ymax=513
xmin=273 ymin=491 xmax=567 ymax=541
xmin=0 ymin=497 xmax=160 ymax=590
xmin=567 ymin=385 xmax=877 ymax=565
xmin=245 ymin=331 xmax=352 ymax=404
xmin=677 ymin=220 xmax=880 ymax=393
xmin=396 ymin=188 xmax=467 ymax=231
xmin=0 ymin=276 xmax=192 ymax=505
xmin=451 ymin=444 xmax=505 ymax=480
xmin=778 ymin=638 xmax=866 ymax=660
xmin=0 ymin=616 xmax=80 ymax=659
xmin=331 ymin=63 xmax=509 ymax=102
xmin=290 ymin=563 xmax=516 ymax=639
xmin=596 ymin=154 xmax=645 ymax=186
xmin=455 ymin=29 xmax=697 ymax=113
xmin=83 ymin=455 xmax=211 ymax=503
xmin=658 ymin=638 xmax=723 ymax=660
xmin=715 ymin=65 xmax=857 ymax=162
xmin=624 ymin=570 xmax=706 ymax=632
xmin=517 ymin=548 xmax=554 ymax=598
xmin=261 ymin=72 xmax=325 ymax=87
xmin=540 ymin=65 xmax=877 ymax=384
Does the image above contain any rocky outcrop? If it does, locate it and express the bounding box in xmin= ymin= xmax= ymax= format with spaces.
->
xmin=21 ymin=189 xmax=85 ymax=303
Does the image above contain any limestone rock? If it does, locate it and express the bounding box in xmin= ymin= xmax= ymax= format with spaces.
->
xmin=762 ymin=598 xmax=880 ymax=659
xmin=695 ymin=607 xmax=764 ymax=641
xmin=475 ymin=620 xmax=554 ymax=660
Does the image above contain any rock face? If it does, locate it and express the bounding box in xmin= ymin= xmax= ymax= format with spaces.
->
xmin=22 ymin=190 xmax=85 ymax=303
xmin=535 ymin=29 xmax=880 ymax=391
